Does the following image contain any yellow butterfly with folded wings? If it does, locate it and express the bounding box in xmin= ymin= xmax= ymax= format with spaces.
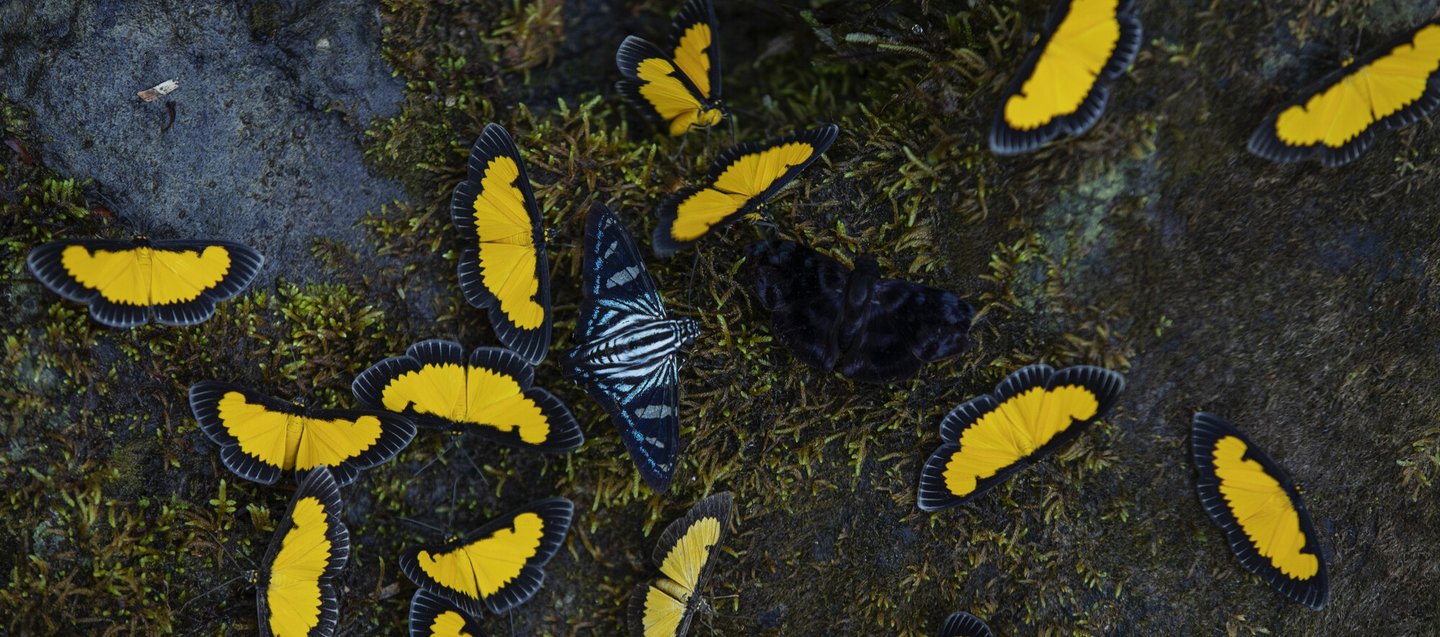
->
xmin=617 ymin=0 xmax=726 ymax=136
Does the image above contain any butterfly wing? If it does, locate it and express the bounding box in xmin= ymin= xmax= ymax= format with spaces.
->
xmin=351 ymin=340 xmax=583 ymax=452
xmin=581 ymin=368 xmax=683 ymax=492
xmin=837 ymin=276 xmax=974 ymax=384
xmin=408 ymin=589 xmax=487 ymax=637
xmin=668 ymin=0 xmax=722 ymax=103
xmin=189 ymin=382 xmax=416 ymax=487
xmin=653 ymin=124 xmax=839 ymax=257
xmin=27 ymin=238 xmax=263 ymax=328
xmin=576 ymin=203 xmax=668 ymax=332
xmin=917 ymin=365 xmax=1124 ymax=510
xmin=628 ymin=493 xmax=733 ymax=637
xmin=399 ymin=498 xmax=574 ymax=617
xmin=1248 ymin=21 xmax=1440 ymax=167
xmin=989 ymin=0 xmax=1142 ymax=154
xmin=938 ymin=611 xmax=994 ymax=637
xmin=745 ymin=240 xmax=848 ymax=374
xmin=450 ymin=123 xmax=552 ymax=364
xmin=257 ymin=467 xmax=349 ymax=637
xmin=1191 ymin=412 xmax=1328 ymax=609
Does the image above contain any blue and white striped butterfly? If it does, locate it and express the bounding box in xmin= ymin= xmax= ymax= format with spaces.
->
xmin=563 ymin=203 xmax=700 ymax=492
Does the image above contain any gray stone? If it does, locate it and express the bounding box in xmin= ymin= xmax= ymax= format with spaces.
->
xmin=0 ymin=0 xmax=406 ymax=282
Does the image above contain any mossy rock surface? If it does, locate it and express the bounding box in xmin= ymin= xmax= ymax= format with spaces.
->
xmin=3 ymin=0 xmax=1440 ymax=634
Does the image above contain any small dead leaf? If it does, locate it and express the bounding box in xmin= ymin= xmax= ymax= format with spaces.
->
xmin=4 ymin=138 xmax=33 ymax=164
xmin=137 ymin=79 xmax=179 ymax=102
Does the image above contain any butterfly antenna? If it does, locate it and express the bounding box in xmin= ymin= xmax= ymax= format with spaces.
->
xmin=400 ymin=516 xmax=450 ymax=538
xmin=411 ymin=437 xmax=458 ymax=477
xmin=684 ymin=248 xmax=703 ymax=307
xmin=726 ymin=105 xmax=760 ymax=121
xmin=672 ymin=134 xmax=690 ymax=164
xmin=173 ymin=574 xmax=249 ymax=616
xmin=455 ymin=442 xmax=486 ymax=479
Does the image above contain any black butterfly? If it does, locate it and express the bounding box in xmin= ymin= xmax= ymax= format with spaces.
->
xmin=746 ymin=240 xmax=974 ymax=384
xmin=563 ymin=203 xmax=700 ymax=492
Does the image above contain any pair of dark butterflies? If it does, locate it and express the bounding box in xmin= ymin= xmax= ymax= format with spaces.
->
xmin=572 ymin=206 xmax=978 ymax=487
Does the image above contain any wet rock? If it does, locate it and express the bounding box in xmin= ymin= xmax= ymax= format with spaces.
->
xmin=0 ymin=0 xmax=405 ymax=282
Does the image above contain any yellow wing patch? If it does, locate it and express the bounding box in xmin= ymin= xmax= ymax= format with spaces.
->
xmin=1191 ymin=412 xmax=1328 ymax=609
xmin=989 ymin=0 xmax=1141 ymax=154
xmin=653 ymin=125 xmax=839 ymax=257
xmin=27 ymin=238 xmax=263 ymax=327
xmin=628 ymin=493 xmax=733 ymax=637
xmin=61 ymin=244 xmax=231 ymax=305
xmin=1212 ymin=437 xmax=1319 ymax=579
xmin=940 ymin=384 xmax=1100 ymax=498
xmin=351 ymin=340 xmax=583 ymax=452
xmin=1250 ymin=21 xmax=1440 ymax=167
xmin=450 ymin=123 xmax=552 ymax=365
xmin=400 ymin=498 xmax=573 ymax=617
xmin=408 ymin=589 xmax=484 ymax=637
xmin=616 ymin=0 xmax=725 ymax=136
xmin=414 ymin=512 xmax=545 ymax=600
xmin=917 ymin=365 xmax=1125 ymax=511
xmin=190 ymin=382 xmax=416 ymax=487
xmin=258 ymin=467 xmax=349 ymax=637
xmin=471 ymin=154 xmax=544 ymax=329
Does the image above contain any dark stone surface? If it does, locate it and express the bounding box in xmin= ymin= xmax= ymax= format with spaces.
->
xmin=0 ymin=0 xmax=405 ymax=282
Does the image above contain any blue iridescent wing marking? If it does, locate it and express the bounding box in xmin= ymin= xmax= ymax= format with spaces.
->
xmin=564 ymin=203 xmax=693 ymax=492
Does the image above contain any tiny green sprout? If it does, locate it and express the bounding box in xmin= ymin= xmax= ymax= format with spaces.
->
xmin=209 ymin=480 xmax=237 ymax=532
xmin=1155 ymin=314 xmax=1173 ymax=337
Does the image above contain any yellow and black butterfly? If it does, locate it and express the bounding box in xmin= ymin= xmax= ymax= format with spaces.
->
xmin=652 ymin=124 xmax=839 ymax=257
xmin=189 ymin=381 xmax=416 ymax=487
xmin=256 ymin=466 xmax=349 ymax=637
xmin=351 ymin=339 xmax=583 ymax=452
xmin=629 ymin=492 xmax=733 ymax=637
xmin=27 ymin=238 xmax=263 ymax=328
xmin=917 ymin=364 xmax=1125 ymax=511
xmin=1191 ymin=412 xmax=1328 ymax=610
xmin=989 ymin=0 xmax=1142 ymax=155
xmin=938 ymin=611 xmax=993 ymax=637
xmin=409 ymin=589 xmax=486 ymax=637
xmin=400 ymin=498 xmax=573 ymax=618
xmin=616 ymin=0 xmax=725 ymax=136
xmin=450 ymin=124 xmax=552 ymax=365
xmin=1249 ymin=20 xmax=1440 ymax=167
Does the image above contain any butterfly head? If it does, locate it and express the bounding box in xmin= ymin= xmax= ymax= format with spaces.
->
xmin=675 ymin=317 xmax=701 ymax=348
xmin=846 ymin=254 xmax=881 ymax=307
xmin=694 ymin=103 xmax=726 ymax=130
